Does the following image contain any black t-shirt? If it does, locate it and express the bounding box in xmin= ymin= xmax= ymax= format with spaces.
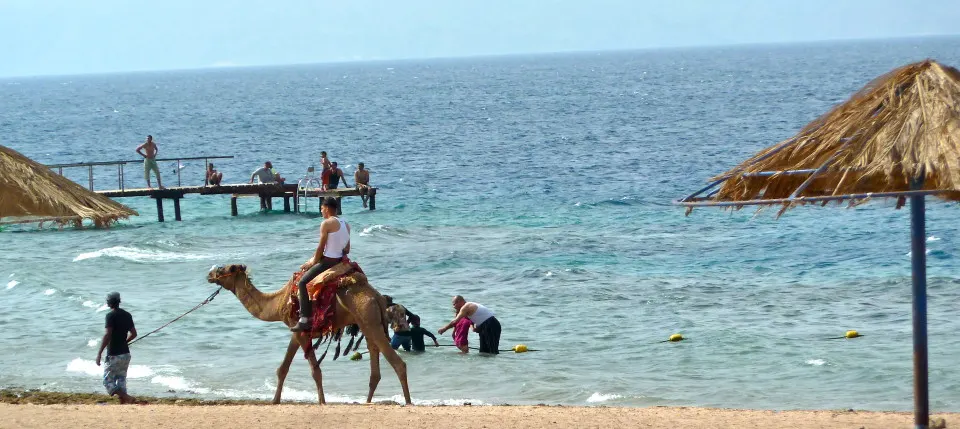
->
xmin=105 ymin=308 xmax=135 ymax=356
xmin=406 ymin=326 xmax=437 ymax=352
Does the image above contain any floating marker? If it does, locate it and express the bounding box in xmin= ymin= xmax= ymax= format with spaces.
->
xmin=513 ymin=344 xmax=528 ymax=353
xmin=350 ymin=352 xmax=362 ymax=361
xmin=845 ymin=330 xmax=861 ymax=339
xmin=669 ymin=334 xmax=684 ymax=342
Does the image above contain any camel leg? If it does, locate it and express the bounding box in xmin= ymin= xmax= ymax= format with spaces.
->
xmin=366 ymin=343 xmax=381 ymax=403
xmin=364 ymin=328 xmax=411 ymax=405
xmin=272 ymin=335 xmax=300 ymax=404
xmin=297 ymin=335 xmax=326 ymax=404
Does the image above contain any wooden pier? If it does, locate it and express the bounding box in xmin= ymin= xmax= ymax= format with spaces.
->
xmin=47 ymin=156 xmax=377 ymax=222
xmin=96 ymin=184 xmax=376 ymax=222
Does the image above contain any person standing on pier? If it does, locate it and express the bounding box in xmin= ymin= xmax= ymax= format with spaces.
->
xmin=135 ymin=135 xmax=162 ymax=189
xmin=354 ymin=163 xmax=371 ymax=208
xmin=319 ymin=151 xmax=332 ymax=191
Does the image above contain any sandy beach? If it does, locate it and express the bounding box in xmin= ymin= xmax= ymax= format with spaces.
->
xmin=0 ymin=402 xmax=953 ymax=429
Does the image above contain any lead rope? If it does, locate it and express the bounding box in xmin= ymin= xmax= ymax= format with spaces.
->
xmin=128 ymin=287 xmax=223 ymax=345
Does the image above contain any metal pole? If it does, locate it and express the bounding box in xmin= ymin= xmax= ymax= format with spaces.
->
xmin=88 ymin=165 xmax=94 ymax=190
xmin=120 ymin=163 xmax=125 ymax=191
xmin=204 ymin=158 xmax=209 ymax=186
xmin=910 ymin=176 xmax=929 ymax=429
xmin=177 ymin=159 xmax=182 ymax=187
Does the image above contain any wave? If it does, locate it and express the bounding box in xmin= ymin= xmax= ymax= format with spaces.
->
xmin=805 ymin=359 xmax=826 ymax=366
xmin=81 ymin=301 xmax=110 ymax=312
xmin=63 ymin=360 xmax=486 ymax=405
xmin=66 ymin=358 xmax=159 ymax=379
xmin=73 ymin=246 xmax=211 ymax=263
xmin=6 ymin=280 xmax=18 ymax=290
xmin=358 ymin=224 xmax=407 ymax=237
xmin=152 ymin=375 xmax=211 ymax=394
xmin=586 ymin=392 xmax=623 ymax=403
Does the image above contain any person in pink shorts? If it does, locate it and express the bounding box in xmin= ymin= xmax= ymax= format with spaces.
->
xmin=452 ymin=317 xmax=472 ymax=353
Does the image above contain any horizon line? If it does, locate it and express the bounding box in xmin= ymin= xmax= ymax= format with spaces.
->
xmin=2 ymin=32 xmax=958 ymax=80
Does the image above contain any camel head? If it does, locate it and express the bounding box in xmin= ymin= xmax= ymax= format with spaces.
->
xmin=207 ymin=264 xmax=249 ymax=293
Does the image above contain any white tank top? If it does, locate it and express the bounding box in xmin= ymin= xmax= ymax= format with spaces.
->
xmin=467 ymin=302 xmax=494 ymax=326
xmin=323 ymin=218 xmax=349 ymax=258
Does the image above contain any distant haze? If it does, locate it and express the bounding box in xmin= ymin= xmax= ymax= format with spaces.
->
xmin=1 ymin=0 xmax=958 ymax=78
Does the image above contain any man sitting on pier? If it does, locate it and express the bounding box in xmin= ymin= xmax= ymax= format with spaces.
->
xmin=206 ymin=163 xmax=223 ymax=186
xmin=327 ymin=162 xmax=350 ymax=189
xmin=354 ymin=162 xmax=371 ymax=208
xmin=250 ymin=161 xmax=285 ymax=210
xmin=249 ymin=161 xmax=285 ymax=185
xmin=135 ymin=135 xmax=163 ymax=189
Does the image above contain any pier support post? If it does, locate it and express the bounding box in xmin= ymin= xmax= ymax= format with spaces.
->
xmin=336 ymin=197 xmax=342 ymax=215
xmin=284 ymin=196 xmax=291 ymax=213
xmin=369 ymin=188 xmax=376 ymax=210
xmin=231 ymin=197 xmax=238 ymax=217
xmin=173 ymin=198 xmax=182 ymax=221
xmin=155 ymin=198 xmax=165 ymax=222
xmin=293 ymin=194 xmax=300 ymax=213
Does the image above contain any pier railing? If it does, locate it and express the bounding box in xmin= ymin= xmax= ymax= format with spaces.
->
xmin=47 ymin=155 xmax=234 ymax=191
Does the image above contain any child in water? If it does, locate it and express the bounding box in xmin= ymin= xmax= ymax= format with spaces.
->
xmin=452 ymin=315 xmax=472 ymax=353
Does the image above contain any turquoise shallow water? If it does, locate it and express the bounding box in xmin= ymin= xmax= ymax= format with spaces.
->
xmin=2 ymin=36 xmax=960 ymax=410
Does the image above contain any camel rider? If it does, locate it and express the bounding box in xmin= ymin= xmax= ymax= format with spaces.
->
xmin=292 ymin=197 xmax=351 ymax=332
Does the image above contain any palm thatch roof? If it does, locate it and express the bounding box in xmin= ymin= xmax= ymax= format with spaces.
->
xmin=0 ymin=144 xmax=137 ymax=227
xmin=707 ymin=59 xmax=960 ymax=208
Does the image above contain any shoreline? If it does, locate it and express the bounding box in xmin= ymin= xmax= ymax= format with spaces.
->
xmin=0 ymin=390 xmax=954 ymax=429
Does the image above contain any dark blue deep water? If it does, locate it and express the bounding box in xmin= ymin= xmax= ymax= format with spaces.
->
xmin=2 ymin=36 xmax=960 ymax=410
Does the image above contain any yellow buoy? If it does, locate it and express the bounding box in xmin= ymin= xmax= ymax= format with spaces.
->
xmin=669 ymin=334 xmax=683 ymax=342
xmin=514 ymin=344 xmax=528 ymax=353
xmin=845 ymin=330 xmax=861 ymax=339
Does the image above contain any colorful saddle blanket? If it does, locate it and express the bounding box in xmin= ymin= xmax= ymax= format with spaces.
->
xmin=289 ymin=261 xmax=364 ymax=335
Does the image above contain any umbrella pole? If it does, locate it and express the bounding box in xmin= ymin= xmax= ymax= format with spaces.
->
xmin=909 ymin=179 xmax=929 ymax=429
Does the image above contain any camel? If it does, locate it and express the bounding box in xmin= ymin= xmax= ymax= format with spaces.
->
xmin=206 ymin=263 xmax=411 ymax=405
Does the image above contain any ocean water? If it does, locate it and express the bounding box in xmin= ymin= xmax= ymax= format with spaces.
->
xmin=2 ymin=36 xmax=960 ymax=411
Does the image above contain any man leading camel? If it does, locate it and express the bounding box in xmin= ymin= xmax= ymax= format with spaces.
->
xmin=438 ymin=296 xmax=502 ymax=354
xmin=292 ymin=197 xmax=350 ymax=332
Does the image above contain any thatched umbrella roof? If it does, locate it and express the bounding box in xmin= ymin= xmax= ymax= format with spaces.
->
xmin=0 ymin=144 xmax=138 ymax=226
xmin=678 ymin=59 xmax=960 ymax=427
xmin=700 ymin=59 xmax=960 ymax=209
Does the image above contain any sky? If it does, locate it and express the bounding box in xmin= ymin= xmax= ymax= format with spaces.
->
xmin=0 ymin=0 xmax=958 ymax=78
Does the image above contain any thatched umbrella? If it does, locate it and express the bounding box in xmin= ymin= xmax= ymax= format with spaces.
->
xmin=678 ymin=59 xmax=960 ymax=428
xmin=0 ymin=144 xmax=138 ymax=227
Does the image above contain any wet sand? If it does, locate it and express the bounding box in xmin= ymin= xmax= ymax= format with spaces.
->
xmin=0 ymin=402 xmax=952 ymax=429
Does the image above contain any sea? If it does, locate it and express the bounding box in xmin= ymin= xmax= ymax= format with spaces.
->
xmin=2 ymin=36 xmax=960 ymax=411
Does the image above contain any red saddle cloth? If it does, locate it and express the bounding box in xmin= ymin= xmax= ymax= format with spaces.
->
xmin=289 ymin=261 xmax=364 ymax=336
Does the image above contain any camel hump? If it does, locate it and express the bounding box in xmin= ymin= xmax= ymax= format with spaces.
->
xmin=309 ymin=261 xmax=356 ymax=287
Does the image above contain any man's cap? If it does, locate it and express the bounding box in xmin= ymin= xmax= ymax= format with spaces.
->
xmin=106 ymin=292 xmax=121 ymax=304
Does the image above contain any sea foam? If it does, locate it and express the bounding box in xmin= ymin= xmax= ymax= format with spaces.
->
xmin=586 ymin=392 xmax=623 ymax=403
xmin=74 ymin=246 xmax=210 ymax=263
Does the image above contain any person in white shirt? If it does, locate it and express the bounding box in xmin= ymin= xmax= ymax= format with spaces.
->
xmin=291 ymin=197 xmax=351 ymax=332
xmin=438 ymin=296 xmax=502 ymax=354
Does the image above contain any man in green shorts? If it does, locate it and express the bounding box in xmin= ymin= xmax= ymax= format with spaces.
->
xmin=136 ymin=135 xmax=163 ymax=189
